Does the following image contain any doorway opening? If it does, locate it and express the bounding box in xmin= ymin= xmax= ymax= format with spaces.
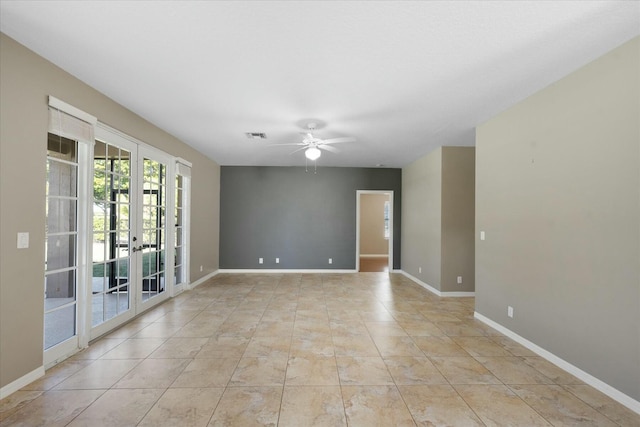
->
xmin=356 ymin=190 xmax=393 ymax=272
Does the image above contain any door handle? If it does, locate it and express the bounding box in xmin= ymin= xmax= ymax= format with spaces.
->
xmin=132 ymin=245 xmax=143 ymax=253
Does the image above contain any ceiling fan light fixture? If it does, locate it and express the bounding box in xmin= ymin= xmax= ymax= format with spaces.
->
xmin=305 ymin=147 xmax=321 ymax=161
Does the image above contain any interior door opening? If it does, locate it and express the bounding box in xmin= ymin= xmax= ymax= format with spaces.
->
xmin=356 ymin=191 xmax=393 ymax=272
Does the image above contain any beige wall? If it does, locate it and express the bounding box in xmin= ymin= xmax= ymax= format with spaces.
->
xmin=360 ymin=193 xmax=389 ymax=255
xmin=402 ymin=148 xmax=442 ymax=287
xmin=441 ymin=147 xmax=475 ymax=292
xmin=0 ymin=33 xmax=220 ymax=389
xmin=476 ymin=37 xmax=639 ymax=400
xmin=402 ymin=147 xmax=475 ymax=292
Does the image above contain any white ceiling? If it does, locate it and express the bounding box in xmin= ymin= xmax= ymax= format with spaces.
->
xmin=1 ymin=1 xmax=638 ymax=168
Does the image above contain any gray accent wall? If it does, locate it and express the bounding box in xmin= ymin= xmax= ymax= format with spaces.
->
xmin=401 ymin=147 xmax=476 ymax=292
xmin=220 ymin=167 xmax=401 ymax=269
xmin=476 ymin=37 xmax=639 ymax=400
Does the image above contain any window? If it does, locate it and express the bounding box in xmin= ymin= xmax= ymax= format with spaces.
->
xmin=384 ymin=200 xmax=390 ymax=239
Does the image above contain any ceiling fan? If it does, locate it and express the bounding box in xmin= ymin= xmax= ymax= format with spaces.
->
xmin=270 ymin=123 xmax=356 ymax=161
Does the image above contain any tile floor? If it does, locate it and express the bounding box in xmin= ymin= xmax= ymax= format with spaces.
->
xmin=1 ymin=273 xmax=638 ymax=426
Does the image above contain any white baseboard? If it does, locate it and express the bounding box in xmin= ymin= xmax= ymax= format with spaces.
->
xmin=441 ymin=291 xmax=476 ymax=297
xmin=0 ymin=366 xmax=45 ymax=399
xmin=217 ymin=269 xmax=357 ymax=274
xmin=474 ymin=312 xmax=640 ymax=415
xmin=399 ymin=270 xmax=475 ymax=297
xmin=359 ymin=254 xmax=389 ymax=258
xmin=189 ymin=270 xmax=220 ymax=289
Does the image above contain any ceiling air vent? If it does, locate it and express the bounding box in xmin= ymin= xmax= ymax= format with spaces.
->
xmin=245 ymin=132 xmax=267 ymax=140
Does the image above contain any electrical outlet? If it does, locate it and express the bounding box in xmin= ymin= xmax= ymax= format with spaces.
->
xmin=457 ymin=276 xmax=463 ymax=284
xmin=328 ymin=258 xmax=333 ymax=264
xmin=275 ymin=258 xmax=280 ymax=264
xmin=508 ymin=306 xmax=514 ymax=318
xmin=480 ymin=231 xmax=486 ymax=241
xmin=418 ymin=267 xmax=422 ymax=274
xmin=259 ymin=258 xmax=264 ymax=264
xmin=200 ymin=265 xmax=203 ymax=272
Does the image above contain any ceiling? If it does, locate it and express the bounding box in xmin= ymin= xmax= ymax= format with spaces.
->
xmin=1 ymin=1 xmax=638 ymax=168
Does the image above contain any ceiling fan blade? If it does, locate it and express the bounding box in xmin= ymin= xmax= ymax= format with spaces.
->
xmin=290 ymin=146 xmax=308 ymax=155
xmin=319 ymin=144 xmax=339 ymax=153
xmin=321 ymin=136 xmax=356 ymax=145
xmin=267 ymin=142 xmax=306 ymax=147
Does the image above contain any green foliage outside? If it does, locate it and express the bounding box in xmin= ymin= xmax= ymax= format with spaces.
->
xmin=92 ymin=153 xmax=168 ymax=281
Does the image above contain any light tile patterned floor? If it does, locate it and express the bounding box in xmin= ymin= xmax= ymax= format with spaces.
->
xmin=1 ymin=273 xmax=638 ymax=426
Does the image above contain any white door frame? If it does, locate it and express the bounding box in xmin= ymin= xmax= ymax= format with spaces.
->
xmin=89 ymin=124 xmax=175 ymax=340
xmin=89 ymin=126 xmax=139 ymax=340
xmin=136 ymin=144 xmax=174 ymax=313
xmin=355 ymin=190 xmax=394 ymax=272
xmin=44 ymin=139 xmax=92 ymax=366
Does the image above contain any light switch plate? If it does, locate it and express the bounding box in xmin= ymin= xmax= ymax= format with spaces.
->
xmin=17 ymin=232 xmax=29 ymax=249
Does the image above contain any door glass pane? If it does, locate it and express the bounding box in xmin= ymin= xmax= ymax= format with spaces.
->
xmin=45 ymin=133 xmax=78 ymax=350
xmin=45 ymin=270 xmax=76 ymax=308
xmin=47 ymin=199 xmax=78 ymax=233
xmin=141 ymin=158 xmax=166 ymax=302
xmin=174 ymin=174 xmax=185 ymax=285
xmin=92 ymin=139 xmax=132 ymax=327
xmin=45 ymin=235 xmax=77 ymax=271
xmin=44 ymin=305 xmax=76 ymax=350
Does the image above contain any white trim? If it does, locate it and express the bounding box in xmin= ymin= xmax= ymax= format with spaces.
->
xmin=359 ymin=254 xmax=389 ymax=258
xmin=400 ymin=270 xmax=441 ymax=295
xmin=77 ymin=139 xmax=93 ymax=350
xmin=96 ymin=122 xmax=158 ymax=152
xmin=189 ymin=270 xmax=220 ymax=288
xmin=175 ymin=157 xmax=192 ymax=177
xmin=175 ymin=157 xmax=193 ymax=168
xmin=0 ymin=366 xmax=45 ymax=399
xmin=48 ymin=96 xmax=97 ymax=125
xmin=474 ymin=312 xmax=640 ymax=415
xmin=399 ymin=270 xmax=475 ymax=297
xmin=441 ymin=291 xmax=476 ymax=297
xmin=217 ymin=269 xmax=358 ymax=274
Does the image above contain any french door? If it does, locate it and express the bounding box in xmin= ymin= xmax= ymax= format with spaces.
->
xmin=45 ymin=100 xmax=94 ymax=366
xmin=90 ymin=126 xmax=174 ymax=339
